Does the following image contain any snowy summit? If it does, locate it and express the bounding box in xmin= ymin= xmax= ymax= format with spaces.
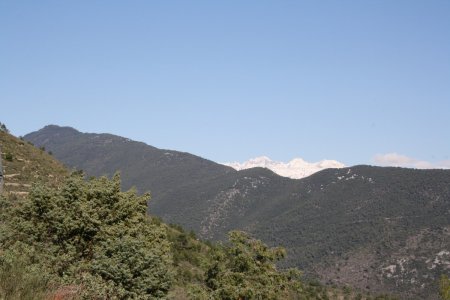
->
xmin=223 ymin=156 xmax=345 ymax=179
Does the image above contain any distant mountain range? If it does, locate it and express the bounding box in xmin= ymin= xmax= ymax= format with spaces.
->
xmin=222 ymin=156 xmax=345 ymax=179
xmin=24 ymin=125 xmax=450 ymax=299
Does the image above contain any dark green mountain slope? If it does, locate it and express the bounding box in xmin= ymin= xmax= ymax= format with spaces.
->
xmin=25 ymin=125 xmax=450 ymax=299
xmin=153 ymin=165 xmax=450 ymax=298
xmin=24 ymin=125 xmax=235 ymax=197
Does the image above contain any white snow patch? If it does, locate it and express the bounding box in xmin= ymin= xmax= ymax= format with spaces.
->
xmin=222 ymin=156 xmax=345 ymax=179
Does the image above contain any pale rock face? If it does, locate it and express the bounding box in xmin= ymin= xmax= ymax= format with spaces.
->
xmin=222 ymin=156 xmax=345 ymax=179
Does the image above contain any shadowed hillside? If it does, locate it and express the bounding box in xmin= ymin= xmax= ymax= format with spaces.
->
xmin=151 ymin=164 xmax=450 ymax=298
xmin=24 ymin=125 xmax=235 ymax=196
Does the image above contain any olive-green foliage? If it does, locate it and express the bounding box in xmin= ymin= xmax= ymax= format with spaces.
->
xmin=0 ymin=122 xmax=8 ymax=133
xmin=0 ymin=247 xmax=49 ymax=300
xmin=204 ymin=230 xmax=304 ymax=300
xmin=441 ymin=275 xmax=450 ymax=300
xmin=0 ymin=173 xmax=172 ymax=299
xmin=167 ymin=225 xmax=337 ymax=299
xmin=165 ymin=223 xmax=218 ymax=298
xmin=4 ymin=152 xmax=13 ymax=161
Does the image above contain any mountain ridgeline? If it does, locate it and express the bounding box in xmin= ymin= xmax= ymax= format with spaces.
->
xmin=24 ymin=125 xmax=235 ymax=196
xmin=24 ymin=125 xmax=450 ymax=299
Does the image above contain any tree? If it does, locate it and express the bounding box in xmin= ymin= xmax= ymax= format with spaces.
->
xmin=0 ymin=122 xmax=8 ymax=133
xmin=205 ymin=231 xmax=304 ymax=299
xmin=0 ymin=173 xmax=172 ymax=299
xmin=4 ymin=152 xmax=13 ymax=161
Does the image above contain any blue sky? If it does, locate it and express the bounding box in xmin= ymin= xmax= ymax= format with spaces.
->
xmin=1 ymin=1 xmax=449 ymax=167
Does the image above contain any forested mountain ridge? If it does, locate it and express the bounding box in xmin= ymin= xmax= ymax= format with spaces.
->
xmin=24 ymin=125 xmax=235 ymax=196
xmin=24 ymin=125 xmax=450 ymax=299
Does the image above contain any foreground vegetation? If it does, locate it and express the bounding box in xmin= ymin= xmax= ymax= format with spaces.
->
xmin=0 ymin=174 xmax=172 ymax=299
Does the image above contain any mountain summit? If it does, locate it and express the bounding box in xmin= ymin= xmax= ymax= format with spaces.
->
xmin=223 ymin=156 xmax=345 ymax=179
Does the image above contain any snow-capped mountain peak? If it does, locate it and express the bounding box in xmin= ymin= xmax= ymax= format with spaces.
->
xmin=222 ymin=156 xmax=345 ymax=179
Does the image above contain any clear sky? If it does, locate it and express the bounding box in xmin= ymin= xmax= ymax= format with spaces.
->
xmin=1 ymin=1 xmax=449 ymax=167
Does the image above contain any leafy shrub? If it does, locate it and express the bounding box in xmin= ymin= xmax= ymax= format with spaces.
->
xmin=0 ymin=248 xmax=49 ymax=300
xmin=0 ymin=173 xmax=172 ymax=299
xmin=0 ymin=122 xmax=8 ymax=133
xmin=205 ymin=231 xmax=304 ymax=299
xmin=4 ymin=152 xmax=13 ymax=161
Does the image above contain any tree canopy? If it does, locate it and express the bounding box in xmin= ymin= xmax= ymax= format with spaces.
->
xmin=0 ymin=173 xmax=172 ymax=299
xmin=204 ymin=230 xmax=304 ymax=299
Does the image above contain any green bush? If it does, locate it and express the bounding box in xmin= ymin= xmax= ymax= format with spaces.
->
xmin=205 ymin=231 xmax=304 ymax=299
xmin=0 ymin=173 xmax=173 ymax=299
xmin=0 ymin=123 xmax=8 ymax=133
xmin=0 ymin=248 xmax=49 ymax=300
xmin=4 ymin=152 xmax=13 ymax=161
